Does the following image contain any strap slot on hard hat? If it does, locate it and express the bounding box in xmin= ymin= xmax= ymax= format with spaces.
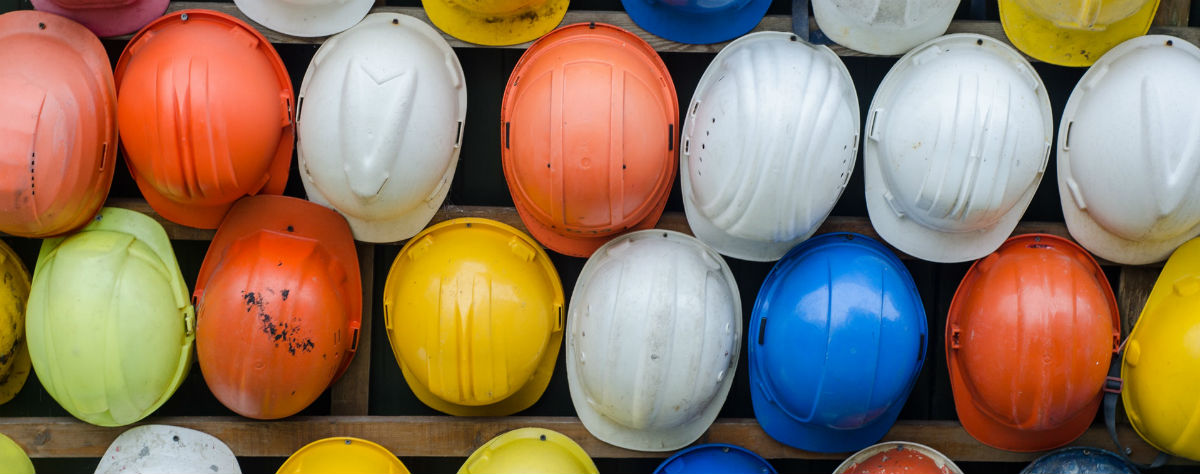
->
xmin=668 ymin=124 xmax=674 ymax=151
xmin=99 ymin=143 xmax=107 ymax=171
xmin=1063 ymin=121 xmax=1073 ymax=151
xmin=757 ymin=318 xmax=767 ymax=345
xmin=296 ymin=97 xmax=304 ymax=123
xmin=455 ymin=121 xmax=463 ymax=147
xmin=505 ymin=122 xmax=510 ymax=149
xmin=349 ymin=328 xmax=359 ymax=352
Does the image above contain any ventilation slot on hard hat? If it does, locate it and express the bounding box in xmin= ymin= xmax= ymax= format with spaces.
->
xmin=349 ymin=328 xmax=359 ymax=351
xmin=296 ymin=97 xmax=304 ymax=122
xmin=455 ymin=121 xmax=463 ymax=147
xmin=757 ymin=318 xmax=767 ymax=345
xmin=505 ymin=122 xmax=510 ymax=149
xmin=668 ymin=124 xmax=674 ymax=151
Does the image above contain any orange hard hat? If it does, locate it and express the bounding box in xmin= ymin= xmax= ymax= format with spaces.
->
xmin=501 ymin=23 xmax=678 ymax=257
xmin=0 ymin=10 xmax=116 ymax=238
xmin=114 ymin=10 xmax=294 ymax=229
xmin=946 ymin=234 xmax=1120 ymax=452
xmin=194 ymin=195 xmax=361 ymax=419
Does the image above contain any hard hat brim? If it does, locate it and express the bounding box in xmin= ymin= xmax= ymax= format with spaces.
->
xmin=30 ymin=0 xmax=168 ymax=37
xmin=398 ymin=343 xmax=559 ymax=417
xmin=234 ymin=0 xmax=373 ymax=38
xmin=749 ymin=374 xmax=907 ymax=453
xmin=998 ymin=0 xmax=1159 ymax=67
xmin=948 ymin=371 xmax=1100 ymax=451
xmin=811 ymin=0 xmax=956 ymax=55
xmin=423 ymin=0 xmax=568 ymax=46
xmin=621 ymin=0 xmax=771 ymax=45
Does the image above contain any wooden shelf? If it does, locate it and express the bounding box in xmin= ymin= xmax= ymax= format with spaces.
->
xmin=141 ymin=2 xmax=1200 ymax=56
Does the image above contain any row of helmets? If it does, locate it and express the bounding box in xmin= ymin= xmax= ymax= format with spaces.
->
xmin=24 ymin=0 xmax=1163 ymax=67
xmin=0 ymin=424 xmax=1147 ymax=473
xmin=7 ymin=6 xmax=1200 ymax=266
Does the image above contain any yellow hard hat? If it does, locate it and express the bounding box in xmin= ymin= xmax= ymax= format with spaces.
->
xmin=383 ymin=218 xmax=563 ymax=416
xmin=422 ymin=0 xmax=568 ymax=46
xmin=277 ymin=437 xmax=409 ymax=474
xmin=0 ymin=239 xmax=31 ymax=405
xmin=999 ymin=0 xmax=1159 ymax=67
xmin=459 ymin=427 xmax=598 ymax=474
xmin=0 ymin=432 xmax=34 ymax=474
xmin=1122 ymin=236 xmax=1200 ymax=460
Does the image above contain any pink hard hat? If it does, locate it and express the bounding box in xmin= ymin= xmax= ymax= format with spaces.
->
xmin=31 ymin=0 xmax=169 ymax=37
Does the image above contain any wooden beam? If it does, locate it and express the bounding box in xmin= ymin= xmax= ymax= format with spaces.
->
xmin=329 ymin=243 xmax=375 ymax=416
xmin=1117 ymin=266 xmax=1159 ymax=338
xmin=140 ymin=3 xmax=1200 ymax=55
xmin=0 ymin=417 xmax=1188 ymax=464
xmin=1153 ymin=0 xmax=1191 ymax=27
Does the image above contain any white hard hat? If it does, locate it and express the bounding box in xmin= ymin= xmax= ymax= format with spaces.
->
xmin=566 ymin=230 xmax=741 ymax=451
xmin=94 ymin=425 xmax=240 ymax=474
xmin=235 ymin=0 xmax=373 ymax=37
xmin=681 ymin=31 xmax=859 ymax=262
xmin=813 ymin=0 xmax=960 ymax=55
xmin=297 ymin=13 xmax=466 ymax=243
xmin=864 ymin=33 xmax=1052 ymax=263
xmin=1059 ymin=35 xmax=1200 ymax=265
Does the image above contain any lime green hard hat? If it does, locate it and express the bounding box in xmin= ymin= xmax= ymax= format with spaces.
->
xmin=0 ymin=432 xmax=34 ymax=474
xmin=25 ymin=207 xmax=194 ymax=426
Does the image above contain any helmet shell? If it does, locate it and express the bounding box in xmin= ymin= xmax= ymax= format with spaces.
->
xmin=653 ymin=444 xmax=777 ymax=474
xmin=95 ymin=425 xmax=241 ymax=474
xmin=0 ymin=238 xmax=32 ymax=405
xmin=812 ymin=0 xmax=959 ymax=55
xmin=278 ymin=437 xmax=409 ymax=474
xmin=1000 ymin=0 xmax=1159 ymax=67
xmin=459 ymin=428 xmax=598 ymax=474
xmin=422 ymin=0 xmax=569 ymax=46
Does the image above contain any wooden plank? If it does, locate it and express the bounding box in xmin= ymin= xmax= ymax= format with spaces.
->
xmin=1154 ymin=0 xmax=1191 ymax=27
xmin=143 ymin=3 xmax=1200 ymax=54
xmin=0 ymin=417 xmax=1188 ymax=464
xmin=329 ymin=243 xmax=375 ymax=416
xmin=1118 ymin=266 xmax=1159 ymax=338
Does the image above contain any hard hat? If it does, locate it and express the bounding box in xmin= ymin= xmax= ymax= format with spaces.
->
xmin=95 ymin=425 xmax=241 ymax=474
xmin=567 ymin=230 xmax=740 ymax=451
xmin=0 ymin=10 xmax=116 ymax=238
xmin=1120 ymin=236 xmax=1200 ymax=460
xmin=749 ymin=232 xmax=926 ymax=453
xmin=29 ymin=0 xmax=166 ymax=37
xmin=0 ymin=433 xmax=34 ymax=474
xmin=298 ymin=13 xmax=466 ymax=243
xmin=622 ymin=0 xmax=770 ymax=44
xmin=833 ymin=442 xmax=964 ymax=474
xmin=459 ymin=428 xmax=598 ymax=474
xmin=383 ymin=218 xmax=562 ymax=416
xmin=235 ymin=0 xmax=371 ymax=37
xmin=864 ymin=33 xmax=1052 ymax=263
xmin=423 ymin=0 xmax=568 ymax=46
xmin=681 ymin=31 xmax=859 ymax=261
xmin=115 ymin=10 xmax=294 ymax=229
xmin=502 ymin=23 xmax=678 ymax=258
xmin=653 ymin=444 xmax=777 ymax=474
xmin=812 ymin=0 xmax=960 ymax=55
xmin=947 ymin=234 xmax=1119 ymax=451
xmin=25 ymin=207 xmax=194 ymax=426
xmin=278 ymin=437 xmax=409 ymax=474
xmin=195 ymin=195 xmax=360 ymax=420
xmin=999 ymin=0 xmax=1159 ymax=67
xmin=0 ymin=239 xmax=31 ymax=406
xmin=1021 ymin=447 xmax=1139 ymax=474
xmin=1058 ymin=35 xmax=1200 ymax=265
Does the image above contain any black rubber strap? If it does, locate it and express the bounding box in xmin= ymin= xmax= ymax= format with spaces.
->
xmin=1104 ymin=352 xmax=1171 ymax=469
xmin=791 ymin=0 xmax=809 ymax=41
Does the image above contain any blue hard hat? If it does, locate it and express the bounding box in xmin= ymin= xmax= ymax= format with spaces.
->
xmin=748 ymin=232 xmax=928 ymax=453
xmin=621 ymin=0 xmax=772 ymax=44
xmin=1021 ymin=447 xmax=1139 ymax=474
xmin=654 ymin=444 xmax=777 ymax=474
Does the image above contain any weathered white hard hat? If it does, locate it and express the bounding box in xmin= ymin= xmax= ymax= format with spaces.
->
xmin=235 ymin=0 xmax=373 ymax=37
xmin=813 ymin=0 xmax=960 ymax=55
xmin=94 ymin=425 xmax=240 ymax=474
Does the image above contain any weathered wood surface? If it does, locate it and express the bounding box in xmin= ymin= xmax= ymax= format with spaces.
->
xmin=328 ymin=243 xmax=375 ymax=416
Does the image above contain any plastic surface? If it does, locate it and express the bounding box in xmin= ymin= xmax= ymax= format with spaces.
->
xmin=115 ymin=10 xmax=294 ymax=229
xmin=813 ymin=0 xmax=959 ymax=55
xmin=459 ymin=428 xmax=598 ymax=474
xmin=653 ymin=443 xmax=777 ymax=474
xmin=1058 ymin=35 xmax=1200 ymax=265
xmin=235 ymin=0 xmax=372 ymax=37
xmin=834 ymin=442 xmax=963 ymax=474
xmin=947 ymin=234 xmax=1119 ymax=452
xmin=383 ymin=218 xmax=563 ymax=416
xmin=1021 ymin=447 xmax=1139 ymax=474
xmin=621 ymin=0 xmax=770 ymax=44
xmin=865 ymin=33 xmax=1052 ymax=263
xmin=0 ymin=433 xmax=34 ymax=474
xmin=298 ymin=13 xmax=466 ymax=243
xmin=30 ymin=0 xmax=168 ymax=37
xmin=423 ymin=0 xmax=568 ymax=46
xmin=1122 ymin=237 xmax=1200 ymax=461
xmin=567 ymin=230 xmax=740 ymax=451
xmin=277 ymin=437 xmax=409 ymax=474
xmin=0 ymin=11 xmax=116 ymax=238
xmin=95 ymin=425 xmax=241 ymax=474
xmin=502 ymin=23 xmax=678 ymax=257
xmin=26 ymin=207 xmax=194 ymax=426
xmin=749 ymin=232 xmax=926 ymax=453
xmin=0 ymin=239 xmax=31 ymax=406
xmin=681 ymin=32 xmax=859 ymax=261
xmin=999 ymin=0 xmax=1158 ymax=67
xmin=194 ymin=195 xmax=361 ymax=420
